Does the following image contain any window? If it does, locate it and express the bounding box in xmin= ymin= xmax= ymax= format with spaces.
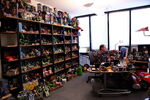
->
xmin=78 ymin=17 xmax=90 ymax=52
xmin=131 ymin=8 xmax=150 ymax=45
xmin=91 ymin=15 xmax=108 ymax=50
xmin=109 ymin=11 xmax=129 ymax=50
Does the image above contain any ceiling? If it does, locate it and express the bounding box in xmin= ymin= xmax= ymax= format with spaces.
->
xmin=36 ymin=0 xmax=150 ymax=16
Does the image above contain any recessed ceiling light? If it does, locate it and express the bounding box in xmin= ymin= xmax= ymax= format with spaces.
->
xmin=83 ymin=2 xmax=94 ymax=7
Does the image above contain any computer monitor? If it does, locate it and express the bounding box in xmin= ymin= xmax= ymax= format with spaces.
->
xmin=120 ymin=47 xmax=128 ymax=59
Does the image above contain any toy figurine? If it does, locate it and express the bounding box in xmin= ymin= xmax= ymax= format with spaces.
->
xmin=35 ymin=49 xmax=41 ymax=56
xmin=53 ymin=8 xmax=58 ymax=24
xmin=4 ymin=0 xmax=11 ymax=16
xmin=43 ymin=85 xmax=50 ymax=97
xmin=18 ymin=0 xmax=25 ymax=18
xmin=0 ymin=0 xmax=4 ymax=17
xmin=49 ymin=8 xmax=54 ymax=24
xmin=48 ymin=68 xmax=52 ymax=74
xmin=37 ymin=3 xmax=42 ymax=12
xmin=20 ymin=51 xmax=25 ymax=59
xmin=10 ymin=0 xmax=17 ymax=16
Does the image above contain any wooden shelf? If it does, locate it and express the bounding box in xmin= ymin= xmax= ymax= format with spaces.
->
xmin=65 ymin=43 xmax=71 ymax=45
xmin=1 ymin=31 xmax=16 ymax=34
xmin=64 ymin=35 xmax=71 ymax=36
xmin=21 ymin=56 xmax=41 ymax=60
xmin=4 ymin=59 xmax=19 ymax=63
xmin=54 ymin=60 xmax=64 ymax=64
xmin=41 ymin=43 xmax=52 ymax=46
xmin=54 ymin=52 xmax=64 ymax=55
xmin=42 ymin=63 xmax=53 ymax=67
xmin=53 ymin=43 xmax=64 ymax=45
xmin=72 ymin=50 xmax=79 ymax=52
xmin=1 ymin=45 xmax=18 ymax=47
xmin=22 ymin=66 xmax=41 ymax=73
xmin=2 ymin=16 xmax=76 ymax=29
xmin=72 ymin=56 xmax=79 ymax=59
xmin=3 ymin=15 xmax=20 ymax=20
xmin=20 ymin=32 xmax=39 ymax=35
xmin=54 ymin=68 xmax=65 ymax=73
xmin=41 ymin=33 xmax=52 ymax=35
xmin=10 ymin=87 xmax=18 ymax=91
xmin=72 ymin=35 xmax=79 ymax=37
xmin=65 ymin=58 xmax=72 ymax=61
xmin=72 ymin=43 xmax=78 ymax=44
xmin=20 ymin=44 xmax=40 ymax=47
xmin=1 ymin=93 xmax=12 ymax=100
xmin=53 ymin=34 xmax=63 ymax=36
xmin=19 ymin=18 xmax=40 ymax=23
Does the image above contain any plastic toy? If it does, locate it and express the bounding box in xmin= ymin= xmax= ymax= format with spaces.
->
xmin=4 ymin=56 xmax=17 ymax=61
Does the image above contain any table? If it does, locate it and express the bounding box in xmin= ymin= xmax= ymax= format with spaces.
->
xmin=88 ymin=70 xmax=131 ymax=95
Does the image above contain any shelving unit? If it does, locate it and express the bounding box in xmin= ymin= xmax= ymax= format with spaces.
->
xmin=0 ymin=16 xmax=79 ymax=97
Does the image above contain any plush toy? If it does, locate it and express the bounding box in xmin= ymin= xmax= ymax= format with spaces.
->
xmin=43 ymin=85 xmax=50 ymax=97
xmin=71 ymin=17 xmax=83 ymax=31
xmin=77 ymin=66 xmax=83 ymax=76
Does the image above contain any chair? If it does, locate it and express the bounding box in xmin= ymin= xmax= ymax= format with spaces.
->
xmin=87 ymin=51 xmax=101 ymax=83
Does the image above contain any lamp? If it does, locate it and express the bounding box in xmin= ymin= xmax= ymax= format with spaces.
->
xmin=136 ymin=26 xmax=149 ymax=36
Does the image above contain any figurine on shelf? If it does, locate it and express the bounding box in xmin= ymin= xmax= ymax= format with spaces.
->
xmin=37 ymin=3 xmax=42 ymax=12
xmin=71 ymin=17 xmax=83 ymax=31
xmin=49 ymin=7 xmax=54 ymax=24
xmin=48 ymin=68 xmax=53 ymax=75
xmin=4 ymin=0 xmax=11 ymax=16
xmin=53 ymin=8 xmax=58 ymax=24
xmin=43 ymin=85 xmax=50 ymax=97
xmin=57 ymin=11 xmax=63 ymax=25
xmin=20 ymin=51 xmax=25 ymax=59
xmin=18 ymin=0 xmax=25 ymax=18
xmin=29 ymin=49 xmax=35 ymax=57
xmin=0 ymin=0 xmax=4 ymax=17
xmin=10 ymin=0 xmax=17 ymax=17
xmin=35 ymin=49 xmax=41 ymax=56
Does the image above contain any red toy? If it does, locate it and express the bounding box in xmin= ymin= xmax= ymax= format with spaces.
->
xmin=138 ymin=72 xmax=150 ymax=84
xmin=4 ymin=56 xmax=17 ymax=61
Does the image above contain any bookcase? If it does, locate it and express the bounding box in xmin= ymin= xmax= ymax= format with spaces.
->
xmin=0 ymin=16 xmax=79 ymax=98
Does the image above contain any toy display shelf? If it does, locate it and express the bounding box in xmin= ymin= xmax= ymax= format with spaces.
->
xmin=1 ymin=16 xmax=75 ymax=29
xmin=0 ymin=16 xmax=79 ymax=97
xmin=0 ymin=31 xmax=16 ymax=34
xmin=20 ymin=44 xmax=40 ymax=47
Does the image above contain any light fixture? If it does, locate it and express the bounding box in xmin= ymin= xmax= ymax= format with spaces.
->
xmin=83 ymin=2 xmax=94 ymax=7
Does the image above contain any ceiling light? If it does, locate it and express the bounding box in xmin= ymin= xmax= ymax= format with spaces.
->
xmin=83 ymin=2 xmax=94 ymax=7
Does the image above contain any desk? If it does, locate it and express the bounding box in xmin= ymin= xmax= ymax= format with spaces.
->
xmin=88 ymin=70 xmax=131 ymax=95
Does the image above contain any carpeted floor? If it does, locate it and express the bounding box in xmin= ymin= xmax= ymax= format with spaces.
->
xmin=46 ymin=73 xmax=147 ymax=100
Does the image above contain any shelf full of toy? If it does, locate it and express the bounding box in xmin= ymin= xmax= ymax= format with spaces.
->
xmin=0 ymin=0 xmax=83 ymax=30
